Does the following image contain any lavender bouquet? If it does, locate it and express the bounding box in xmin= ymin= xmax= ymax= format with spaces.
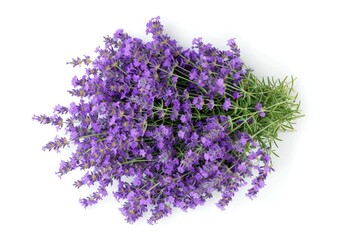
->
xmin=33 ymin=17 xmax=302 ymax=224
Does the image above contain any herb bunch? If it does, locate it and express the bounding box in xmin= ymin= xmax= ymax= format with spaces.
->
xmin=33 ymin=17 xmax=302 ymax=224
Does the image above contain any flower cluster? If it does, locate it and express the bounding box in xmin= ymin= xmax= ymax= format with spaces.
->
xmin=33 ymin=17 xmax=301 ymax=224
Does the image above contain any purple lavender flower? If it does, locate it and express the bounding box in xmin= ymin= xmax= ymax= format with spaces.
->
xmin=34 ymin=17 xmax=302 ymax=224
xmin=207 ymin=99 xmax=214 ymax=110
xmin=193 ymin=95 xmax=204 ymax=110
xmin=255 ymin=102 xmax=266 ymax=117
xmin=255 ymin=103 xmax=263 ymax=111
xmin=223 ymin=98 xmax=231 ymax=111
xmin=146 ymin=16 xmax=163 ymax=37
xmin=216 ymin=78 xmax=225 ymax=95
xmin=232 ymin=91 xmax=242 ymax=99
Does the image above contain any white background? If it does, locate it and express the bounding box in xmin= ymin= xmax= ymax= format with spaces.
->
xmin=1 ymin=0 xmax=359 ymax=239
